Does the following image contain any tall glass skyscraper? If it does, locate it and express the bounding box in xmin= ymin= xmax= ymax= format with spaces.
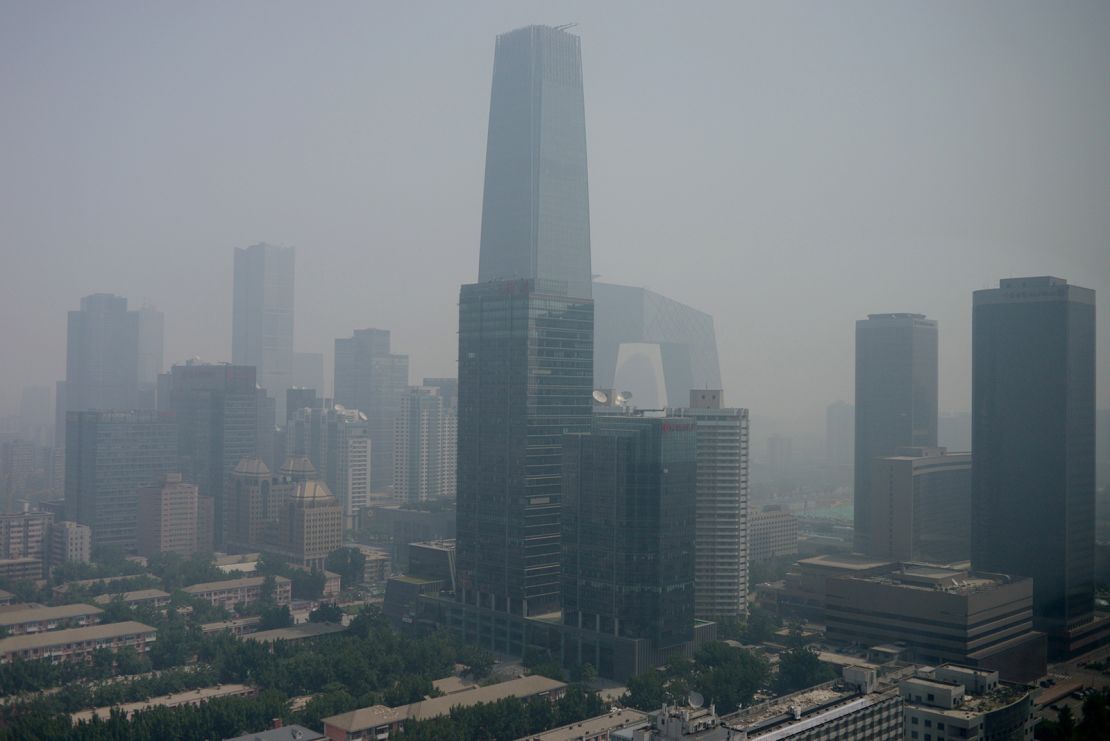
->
xmin=232 ymin=243 xmax=294 ymax=418
xmin=972 ymin=277 xmax=1101 ymax=656
xmin=854 ymin=313 xmax=938 ymax=554
xmin=455 ymin=26 xmax=596 ymax=623
xmin=477 ymin=25 xmax=592 ymax=301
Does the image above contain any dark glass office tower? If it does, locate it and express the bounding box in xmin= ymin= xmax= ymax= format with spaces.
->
xmin=854 ymin=313 xmax=938 ymax=554
xmin=333 ymin=328 xmax=409 ymax=493
xmin=972 ymin=277 xmax=1097 ymax=654
xmin=169 ymin=362 xmax=260 ymax=546
xmin=456 ymin=279 xmax=594 ymax=617
xmin=65 ymin=410 xmax=177 ymax=551
xmin=477 ymin=25 xmax=592 ymax=301
xmin=562 ymin=415 xmax=697 ymax=649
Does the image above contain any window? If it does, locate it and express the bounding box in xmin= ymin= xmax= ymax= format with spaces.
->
xmin=926 ymin=720 xmax=933 ymax=727
xmin=912 ymin=717 xmax=919 ymax=725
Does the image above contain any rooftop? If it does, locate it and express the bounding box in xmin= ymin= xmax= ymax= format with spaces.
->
xmin=848 ymin=565 xmax=1022 ymax=594
xmin=182 ymin=575 xmax=289 ymax=593
xmin=0 ymin=602 xmax=103 ymax=627
xmin=0 ymin=620 xmax=156 ymax=654
xmin=242 ymin=622 xmax=346 ymax=643
xmin=93 ymin=589 xmax=171 ymax=605
xmin=797 ymin=553 xmax=894 ymax=572
xmin=223 ymin=724 xmax=325 ymax=741
xmin=520 ymin=708 xmax=648 ymax=740
xmin=324 ymin=675 xmax=567 ymax=731
xmin=726 ymin=683 xmax=900 ymax=740
xmin=71 ymin=683 xmax=256 ymax=724
xmin=905 ymin=682 xmax=1030 ymax=719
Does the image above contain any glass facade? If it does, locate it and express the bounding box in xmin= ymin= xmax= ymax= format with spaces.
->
xmin=65 ymin=410 xmax=178 ymax=551
xmin=169 ymin=363 xmax=260 ymax=547
xmin=972 ymin=277 xmax=1096 ymax=646
xmin=561 ymin=415 xmax=697 ymax=649
xmin=854 ymin=313 xmax=938 ymax=554
xmin=232 ymin=243 xmax=294 ymax=418
xmin=333 ymin=328 xmax=409 ymax=493
xmin=456 ymin=279 xmax=593 ymax=617
xmin=592 ymin=282 xmax=722 ymax=407
xmin=477 ymin=26 xmax=592 ymax=301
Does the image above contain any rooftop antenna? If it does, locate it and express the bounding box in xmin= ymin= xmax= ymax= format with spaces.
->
xmin=554 ymin=23 xmax=578 ymax=32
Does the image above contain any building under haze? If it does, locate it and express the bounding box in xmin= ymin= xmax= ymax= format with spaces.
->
xmin=972 ymin=276 xmax=1103 ymax=656
xmin=393 ymin=386 xmax=457 ymax=503
xmin=868 ymin=447 xmax=970 ymax=564
xmin=286 ymin=401 xmax=371 ymax=525
xmin=65 ymin=410 xmax=177 ymax=551
xmin=232 ymin=243 xmax=294 ymax=418
xmin=669 ymin=390 xmax=750 ymax=620
xmin=136 ymin=473 xmax=198 ymax=558
xmin=561 ymin=415 xmax=697 ymax=673
xmin=592 ymin=282 xmax=721 ymax=408
xmin=333 ymin=328 xmax=408 ymax=494
xmin=169 ymin=362 xmax=259 ymax=546
xmin=62 ymin=294 xmax=162 ymax=426
xmin=825 ymin=400 xmax=854 ymax=466
xmin=455 ymin=24 xmax=595 ymax=627
xmin=854 ymin=313 xmax=938 ymax=555
xmin=476 ymin=25 xmax=592 ymax=301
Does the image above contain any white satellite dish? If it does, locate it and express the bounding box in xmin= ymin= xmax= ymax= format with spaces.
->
xmin=688 ymin=691 xmax=704 ymax=709
xmin=592 ymin=390 xmax=609 ymax=404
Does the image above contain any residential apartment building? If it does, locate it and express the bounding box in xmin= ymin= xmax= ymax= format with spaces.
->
xmin=182 ymin=575 xmax=291 ymax=610
xmin=0 ymin=620 xmax=157 ymax=665
xmin=749 ymin=507 xmax=799 ymax=563
xmin=0 ymin=603 xmax=103 ymax=635
xmin=670 ymin=390 xmax=750 ymax=620
xmin=136 ymin=473 xmax=198 ymax=557
xmin=49 ymin=520 xmax=92 ymax=565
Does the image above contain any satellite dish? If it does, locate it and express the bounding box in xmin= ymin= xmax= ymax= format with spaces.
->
xmin=620 ymin=391 xmax=633 ymax=400
xmin=688 ymin=691 xmax=704 ymax=709
xmin=592 ymin=390 xmax=609 ymax=404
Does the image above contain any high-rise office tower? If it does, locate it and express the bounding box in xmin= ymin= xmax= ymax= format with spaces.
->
xmin=334 ymin=328 xmax=408 ymax=493
xmin=869 ymin=447 xmax=971 ymax=563
xmin=456 ymin=281 xmax=594 ymax=619
xmin=135 ymin=304 xmax=164 ymax=408
xmin=972 ymin=277 xmax=1100 ymax=655
xmin=455 ymin=25 xmax=594 ymax=625
xmin=561 ymin=415 xmax=697 ymax=657
xmin=136 ymin=473 xmax=198 ymax=558
xmin=671 ymin=390 xmax=750 ymax=620
xmin=286 ymin=402 xmax=371 ymax=524
xmin=854 ymin=313 xmax=938 ymax=555
xmin=65 ymin=410 xmax=177 ymax=551
xmin=232 ymin=243 xmax=295 ymax=418
xmin=477 ymin=25 xmax=592 ymax=301
xmin=286 ymin=387 xmax=319 ymax=423
xmin=825 ymin=400 xmax=854 ymax=466
xmin=169 ymin=362 xmax=259 ymax=545
xmin=64 ymin=294 xmax=142 ymax=419
xmin=394 ymin=387 xmax=457 ymax=502
xmin=256 ymin=388 xmax=276 ymax=471
xmin=272 ymin=456 xmax=343 ymax=571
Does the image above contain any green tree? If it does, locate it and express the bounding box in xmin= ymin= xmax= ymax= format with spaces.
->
xmin=1077 ymin=689 xmax=1110 ymax=740
xmin=623 ymin=670 xmax=667 ymax=711
xmin=258 ymin=604 xmax=293 ymax=630
xmin=310 ymin=603 xmax=344 ymax=623
xmin=1058 ymin=705 xmax=1076 ymax=740
xmin=774 ymin=646 xmax=835 ymax=694
xmin=326 ymin=547 xmax=367 ymax=591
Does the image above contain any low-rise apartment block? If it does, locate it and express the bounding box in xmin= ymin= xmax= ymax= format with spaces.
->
xmin=182 ymin=575 xmax=291 ymax=610
xmin=0 ymin=620 xmax=157 ymax=664
xmin=92 ymin=589 xmax=171 ymax=610
xmin=0 ymin=603 xmax=103 ymax=635
xmin=749 ymin=508 xmax=799 ymax=563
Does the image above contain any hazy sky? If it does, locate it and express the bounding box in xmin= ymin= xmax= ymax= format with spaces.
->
xmin=2 ymin=1 xmax=1108 ymax=444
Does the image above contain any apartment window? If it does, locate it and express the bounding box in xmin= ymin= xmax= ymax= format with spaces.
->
xmin=928 ymin=693 xmax=935 ymax=702
xmin=926 ymin=720 xmax=932 ymax=727
xmin=912 ymin=717 xmax=919 ymax=725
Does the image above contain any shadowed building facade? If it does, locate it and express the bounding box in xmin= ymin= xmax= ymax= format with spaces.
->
xmin=854 ymin=313 xmax=938 ymax=555
xmin=972 ymin=276 xmax=1103 ymax=657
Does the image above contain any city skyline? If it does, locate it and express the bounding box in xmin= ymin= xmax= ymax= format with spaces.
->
xmin=2 ymin=2 xmax=1108 ymax=444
